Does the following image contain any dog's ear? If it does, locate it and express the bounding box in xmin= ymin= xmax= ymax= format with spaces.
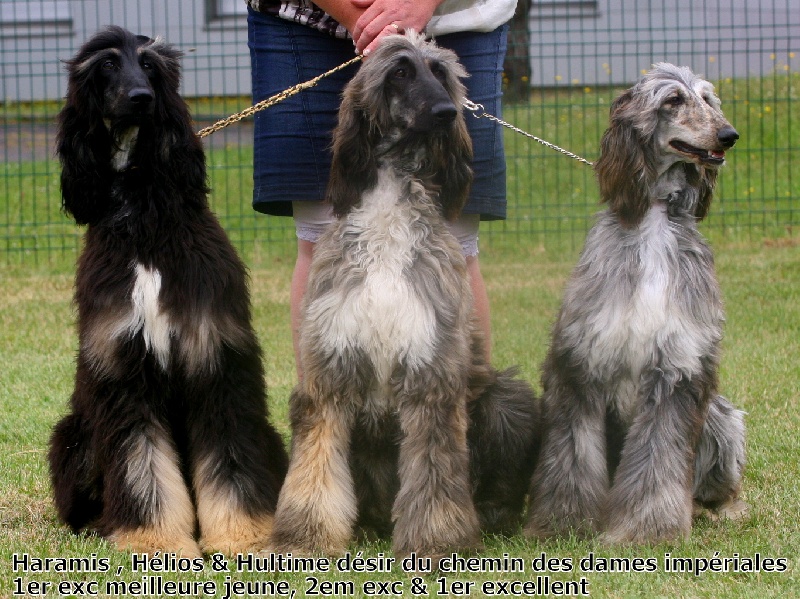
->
xmin=143 ymin=43 xmax=197 ymax=161
xmin=146 ymin=41 xmax=184 ymax=134
xmin=694 ymin=166 xmax=718 ymax=220
xmin=56 ymin=70 xmax=113 ymax=225
xmin=594 ymin=90 xmax=653 ymax=227
xmin=137 ymin=41 xmax=208 ymax=202
xmin=437 ymin=116 xmax=473 ymax=221
xmin=327 ymin=84 xmax=378 ymax=218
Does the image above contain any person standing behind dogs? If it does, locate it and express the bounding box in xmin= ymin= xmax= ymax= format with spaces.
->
xmin=246 ymin=0 xmax=514 ymax=379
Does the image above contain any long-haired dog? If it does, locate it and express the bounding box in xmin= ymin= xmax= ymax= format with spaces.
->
xmin=48 ymin=26 xmax=288 ymax=556
xmin=270 ymin=31 xmax=539 ymax=559
xmin=526 ymin=63 xmax=746 ymax=544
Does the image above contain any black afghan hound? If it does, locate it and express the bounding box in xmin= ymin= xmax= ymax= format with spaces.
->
xmin=48 ymin=26 xmax=288 ymax=556
xmin=270 ymin=31 xmax=539 ymax=560
xmin=525 ymin=63 xmax=747 ymax=544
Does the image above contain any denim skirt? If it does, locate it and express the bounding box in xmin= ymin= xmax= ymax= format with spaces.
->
xmin=247 ymin=7 xmax=508 ymax=219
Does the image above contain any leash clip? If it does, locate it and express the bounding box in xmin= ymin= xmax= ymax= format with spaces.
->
xmin=462 ymin=99 xmax=485 ymax=117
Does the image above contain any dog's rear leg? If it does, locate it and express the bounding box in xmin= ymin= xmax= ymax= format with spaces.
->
xmin=188 ymin=346 xmax=289 ymax=555
xmin=392 ymin=378 xmax=481 ymax=560
xmin=601 ymin=372 xmax=703 ymax=544
xmin=693 ymin=394 xmax=748 ymax=520
xmin=49 ymin=411 xmax=102 ymax=532
xmin=468 ymin=368 xmax=540 ymax=535
xmin=525 ymin=372 xmax=608 ymax=539
xmin=350 ymin=415 xmax=400 ymax=539
xmin=270 ymin=388 xmax=357 ymax=554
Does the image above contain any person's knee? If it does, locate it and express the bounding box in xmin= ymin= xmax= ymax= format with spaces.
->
xmin=448 ymin=213 xmax=480 ymax=257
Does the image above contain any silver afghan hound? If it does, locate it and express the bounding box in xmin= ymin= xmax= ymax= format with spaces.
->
xmin=526 ymin=63 xmax=747 ymax=544
xmin=270 ymin=31 xmax=539 ymax=559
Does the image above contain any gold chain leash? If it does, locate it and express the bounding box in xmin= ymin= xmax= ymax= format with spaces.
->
xmin=196 ymin=55 xmax=363 ymax=138
xmin=196 ymin=56 xmax=594 ymax=168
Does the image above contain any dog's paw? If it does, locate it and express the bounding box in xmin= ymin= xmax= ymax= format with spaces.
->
xmin=198 ymin=511 xmax=274 ymax=555
xmin=524 ymin=512 xmax=599 ymax=541
xmin=599 ymin=518 xmax=690 ymax=545
xmin=694 ymin=498 xmax=750 ymax=522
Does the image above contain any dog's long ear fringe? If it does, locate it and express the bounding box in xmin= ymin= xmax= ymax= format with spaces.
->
xmin=594 ymin=90 xmax=652 ymax=228
xmin=327 ymin=86 xmax=377 ymax=218
xmin=57 ymin=77 xmax=113 ymax=225
xmin=138 ymin=39 xmax=208 ymax=202
xmin=438 ymin=117 xmax=473 ymax=221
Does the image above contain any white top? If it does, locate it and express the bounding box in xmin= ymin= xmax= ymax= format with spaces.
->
xmin=247 ymin=0 xmax=518 ymax=38
xmin=428 ymin=0 xmax=518 ymax=35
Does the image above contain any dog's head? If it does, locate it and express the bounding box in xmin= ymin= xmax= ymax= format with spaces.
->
xmin=57 ymin=26 xmax=204 ymax=224
xmin=595 ymin=62 xmax=738 ymax=225
xmin=327 ymin=31 xmax=473 ymax=220
xmin=62 ymin=25 xmax=183 ymax=134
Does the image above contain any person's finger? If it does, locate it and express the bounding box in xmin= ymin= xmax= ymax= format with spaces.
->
xmin=361 ymin=22 xmax=403 ymax=57
xmin=354 ymin=9 xmax=401 ymax=54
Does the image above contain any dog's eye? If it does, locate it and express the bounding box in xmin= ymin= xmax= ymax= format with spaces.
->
xmin=101 ymin=60 xmax=116 ymax=71
xmin=664 ymin=93 xmax=684 ymax=107
xmin=141 ymin=60 xmax=153 ymax=71
xmin=392 ymin=67 xmax=408 ymax=80
xmin=702 ymin=94 xmax=718 ymax=107
xmin=429 ymin=62 xmax=447 ymax=81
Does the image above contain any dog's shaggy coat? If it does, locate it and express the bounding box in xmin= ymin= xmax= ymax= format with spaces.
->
xmin=270 ymin=32 xmax=539 ymax=558
xmin=48 ymin=26 xmax=288 ymax=556
xmin=525 ymin=63 xmax=746 ymax=544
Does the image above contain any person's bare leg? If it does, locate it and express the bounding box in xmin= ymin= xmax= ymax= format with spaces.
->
xmin=291 ymin=239 xmax=315 ymax=383
xmin=466 ymin=255 xmax=491 ymax=363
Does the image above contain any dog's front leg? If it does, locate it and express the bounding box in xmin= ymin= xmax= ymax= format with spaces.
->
xmin=187 ymin=342 xmax=289 ymax=556
xmin=601 ymin=371 xmax=704 ymax=544
xmin=271 ymin=389 xmax=357 ymax=554
xmin=392 ymin=377 xmax=481 ymax=560
xmin=102 ymin=415 xmax=200 ymax=556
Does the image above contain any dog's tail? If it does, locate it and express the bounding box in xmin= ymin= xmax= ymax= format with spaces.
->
xmin=468 ymin=367 xmax=541 ymax=534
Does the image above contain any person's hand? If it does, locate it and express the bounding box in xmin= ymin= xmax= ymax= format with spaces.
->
xmin=351 ymin=0 xmax=443 ymax=56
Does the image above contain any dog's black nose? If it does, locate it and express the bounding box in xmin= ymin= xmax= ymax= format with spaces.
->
xmin=128 ymin=88 xmax=154 ymax=105
xmin=431 ymin=101 xmax=457 ymax=127
xmin=718 ymin=126 xmax=739 ymax=148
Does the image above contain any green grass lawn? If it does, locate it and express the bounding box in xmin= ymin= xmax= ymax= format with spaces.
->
xmin=1 ymin=237 xmax=798 ymax=598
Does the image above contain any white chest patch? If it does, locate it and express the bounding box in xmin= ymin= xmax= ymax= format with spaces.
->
xmin=577 ymin=208 xmax=671 ymax=375
xmin=122 ymin=263 xmax=174 ymax=369
xmin=309 ymin=169 xmax=438 ymax=387
xmin=573 ymin=207 xmax=711 ymax=420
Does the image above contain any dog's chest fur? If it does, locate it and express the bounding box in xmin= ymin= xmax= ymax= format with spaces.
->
xmin=79 ymin=226 xmax=250 ymax=379
xmin=559 ymin=204 xmax=722 ymax=421
xmin=306 ymin=167 xmax=465 ymax=398
xmin=82 ymin=262 xmax=217 ymax=377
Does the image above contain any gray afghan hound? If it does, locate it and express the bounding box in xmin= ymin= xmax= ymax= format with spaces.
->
xmin=270 ymin=31 xmax=539 ymax=559
xmin=526 ymin=63 xmax=747 ymax=544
